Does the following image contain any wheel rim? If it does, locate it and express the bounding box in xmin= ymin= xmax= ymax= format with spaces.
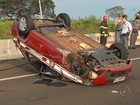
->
xmin=19 ymin=17 xmax=27 ymax=31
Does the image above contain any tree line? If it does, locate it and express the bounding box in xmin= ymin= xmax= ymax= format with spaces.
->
xmin=105 ymin=6 xmax=140 ymax=20
xmin=0 ymin=1 xmax=139 ymax=20
xmin=0 ymin=0 xmax=56 ymax=18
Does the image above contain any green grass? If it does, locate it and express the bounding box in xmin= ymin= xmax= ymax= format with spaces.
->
xmin=0 ymin=21 xmax=13 ymax=39
xmin=71 ymin=16 xmax=116 ymax=34
xmin=71 ymin=16 xmax=100 ymax=34
xmin=0 ymin=16 xmax=116 ymax=39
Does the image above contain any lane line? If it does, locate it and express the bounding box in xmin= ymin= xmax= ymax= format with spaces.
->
xmin=0 ymin=73 xmax=38 ymax=82
xmin=130 ymin=57 xmax=140 ymax=61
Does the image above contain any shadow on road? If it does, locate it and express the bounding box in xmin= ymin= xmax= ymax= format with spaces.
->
xmin=33 ymin=78 xmax=68 ymax=87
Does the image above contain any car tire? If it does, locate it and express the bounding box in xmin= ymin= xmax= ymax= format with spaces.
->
xmin=109 ymin=43 xmax=128 ymax=59
xmin=56 ymin=13 xmax=71 ymax=28
xmin=18 ymin=14 xmax=34 ymax=39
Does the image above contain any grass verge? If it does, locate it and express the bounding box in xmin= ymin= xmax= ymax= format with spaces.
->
xmin=0 ymin=16 xmax=116 ymax=39
xmin=0 ymin=21 xmax=13 ymax=39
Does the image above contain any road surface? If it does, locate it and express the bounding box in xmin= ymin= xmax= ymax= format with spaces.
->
xmin=0 ymin=48 xmax=140 ymax=105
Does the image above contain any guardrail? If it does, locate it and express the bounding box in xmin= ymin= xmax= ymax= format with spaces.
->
xmin=86 ymin=31 xmax=140 ymax=47
xmin=0 ymin=39 xmax=23 ymax=60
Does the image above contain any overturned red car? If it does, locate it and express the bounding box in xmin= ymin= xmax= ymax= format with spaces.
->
xmin=12 ymin=13 xmax=132 ymax=85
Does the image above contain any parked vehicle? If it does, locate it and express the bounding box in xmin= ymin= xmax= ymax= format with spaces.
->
xmin=12 ymin=13 xmax=132 ymax=85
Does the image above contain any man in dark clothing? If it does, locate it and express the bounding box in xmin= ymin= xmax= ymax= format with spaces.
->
xmin=100 ymin=16 xmax=109 ymax=45
xmin=129 ymin=17 xmax=140 ymax=49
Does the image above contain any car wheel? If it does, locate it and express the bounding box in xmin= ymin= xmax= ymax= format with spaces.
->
xmin=18 ymin=14 xmax=34 ymax=39
xmin=109 ymin=43 xmax=128 ymax=59
xmin=56 ymin=13 xmax=71 ymax=28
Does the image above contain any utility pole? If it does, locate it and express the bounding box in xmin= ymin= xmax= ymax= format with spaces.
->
xmin=39 ymin=0 xmax=43 ymax=19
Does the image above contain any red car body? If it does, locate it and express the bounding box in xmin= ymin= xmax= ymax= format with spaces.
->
xmin=11 ymin=14 xmax=132 ymax=85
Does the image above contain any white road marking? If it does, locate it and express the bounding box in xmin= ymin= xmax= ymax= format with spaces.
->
xmin=0 ymin=73 xmax=38 ymax=82
xmin=130 ymin=57 xmax=140 ymax=61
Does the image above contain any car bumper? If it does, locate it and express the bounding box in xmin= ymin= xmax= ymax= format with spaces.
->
xmin=92 ymin=60 xmax=132 ymax=85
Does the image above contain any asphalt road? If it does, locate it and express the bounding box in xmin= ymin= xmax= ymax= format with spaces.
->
xmin=0 ymin=48 xmax=140 ymax=105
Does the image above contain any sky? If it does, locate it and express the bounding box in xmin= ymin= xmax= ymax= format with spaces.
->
xmin=53 ymin=0 xmax=140 ymax=19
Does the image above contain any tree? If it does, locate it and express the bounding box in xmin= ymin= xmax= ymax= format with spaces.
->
xmin=105 ymin=6 xmax=124 ymax=20
xmin=0 ymin=0 xmax=56 ymax=18
xmin=30 ymin=0 xmax=56 ymax=18
xmin=135 ymin=11 xmax=140 ymax=18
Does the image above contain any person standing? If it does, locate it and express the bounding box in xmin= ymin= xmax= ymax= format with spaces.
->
xmin=121 ymin=14 xmax=132 ymax=49
xmin=129 ymin=17 xmax=140 ymax=49
xmin=115 ymin=14 xmax=123 ymax=43
xmin=100 ymin=16 xmax=109 ymax=45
